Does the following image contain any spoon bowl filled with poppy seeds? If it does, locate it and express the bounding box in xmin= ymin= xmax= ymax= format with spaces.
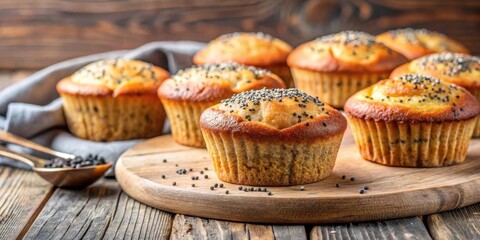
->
xmin=43 ymin=154 xmax=108 ymax=169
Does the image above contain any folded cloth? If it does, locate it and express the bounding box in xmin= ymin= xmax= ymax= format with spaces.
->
xmin=0 ymin=41 xmax=205 ymax=176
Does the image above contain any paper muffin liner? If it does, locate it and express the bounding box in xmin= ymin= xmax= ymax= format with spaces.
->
xmin=201 ymin=129 xmax=343 ymax=186
xmin=61 ymin=94 xmax=165 ymax=142
xmin=161 ymin=99 xmax=216 ymax=147
xmin=290 ymin=68 xmax=388 ymax=108
xmin=468 ymin=88 xmax=480 ymax=138
xmin=348 ymin=116 xmax=477 ymax=167
xmin=263 ymin=65 xmax=295 ymax=88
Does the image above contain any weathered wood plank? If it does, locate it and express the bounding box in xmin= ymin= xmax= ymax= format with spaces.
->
xmin=170 ymin=214 xmax=307 ymax=240
xmin=23 ymin=179 xmax=173 ymax=240
xmin=0 ymin=0 xmax=478 ymax=69
xmin=427 ymin=203 xmax=480 ymax=240
xmin=0 ymin=167 xmax=54 ymax=239
xmin=310 ymin=217 xmax=431 ymax=240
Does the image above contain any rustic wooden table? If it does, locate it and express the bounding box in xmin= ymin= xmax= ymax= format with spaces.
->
xmin=0 ymin=70 xmax=479 ymax=240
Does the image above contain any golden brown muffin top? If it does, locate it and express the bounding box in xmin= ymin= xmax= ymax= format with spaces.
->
xmin=287 ymin=31 xmax=407 ymax=73
xmin=377 ymin=28 xmax=470 ymax=60
xmin=391 ymin=53 xmax=480 ymax=90
xmin=158 ymin=63 xmax=286 ymax=102
xmin=200 ymin=88 xmax=347 ymax=142
xmin=345 ymin=74 xmax=480 ymax=122
xmin=57 ymin=59 xmax=169 ymax=96
xmin=193 ymin=32 xmax=292 ymax=67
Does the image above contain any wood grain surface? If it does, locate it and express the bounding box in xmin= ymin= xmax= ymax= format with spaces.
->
xmin=310 ymin=217 xmax=431 ymax=240
xmin=171 ymin=214 xmax=307 ymax=240
xmin=0 ymin=167 xmax=53 ymax=239
xmin=0 ymin=0 xmax=478 ymax=69
xmin=24 ymin=179 xmax=173 ymax=240
xmin=115 ymin=132 xmax=480 ymax=224
xmin=427 ymin=203 xmax=480 ymax=239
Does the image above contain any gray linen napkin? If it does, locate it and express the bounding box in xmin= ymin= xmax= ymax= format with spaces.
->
xmin=0 ymin=41 xmax=205 ymax=176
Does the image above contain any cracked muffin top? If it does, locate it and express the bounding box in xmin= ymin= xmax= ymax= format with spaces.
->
xmin=193 ymin=32 xmax=292 ymax=67
xmin=391 ymin=53 xmax=480 ymax=90
xmin=200 ymin=88 xmax=347 ymax=142
xmin=158 ymin=63 xmax=286 ymax=102
xmin=345 ymin=74 xmax=480 ymax=122
xmin=287 ymin=31 xmax=407 ymax=73
xmin=57 ymin=59 xmax=169 ymax=97
xmin=377 ymin=28 xmax=469 ymax=60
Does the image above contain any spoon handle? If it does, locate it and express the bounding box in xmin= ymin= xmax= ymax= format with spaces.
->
xmin=0 ymin=130 xmax=75 ymax=159
xmin=0 ymin=145 xmax=46 ymax=168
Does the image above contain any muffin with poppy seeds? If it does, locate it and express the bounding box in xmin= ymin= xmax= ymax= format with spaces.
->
xmin=391 ymin=53 xmax=480 ymax=137
xmin=57 ymin=59 xmax=170 ymax=141
xmin=344 ymin=74 xmax=480 ymax=167
xmin=199 ymin=88 xmax=347 ymax=186
xmin=377 ymin=28 xmax=470 ymax=60
xmin=287 ymin=31 xmax=407 ymax=108
xmin=158 ymin=63 xmax=285 ymax=147
xmin=193 ymin=32 xmax=294 ymax=87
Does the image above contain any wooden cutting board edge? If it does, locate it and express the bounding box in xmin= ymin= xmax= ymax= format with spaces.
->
xmin=115 ymin=135 xmax=480 ymax=224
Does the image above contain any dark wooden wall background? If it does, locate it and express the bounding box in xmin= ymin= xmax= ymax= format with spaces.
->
xmin=0 ymin=0 xmax=478 ymax=69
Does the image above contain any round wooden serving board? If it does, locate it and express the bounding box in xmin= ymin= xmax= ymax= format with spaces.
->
xmin=116 ymin=130 xmax=480 ymax=224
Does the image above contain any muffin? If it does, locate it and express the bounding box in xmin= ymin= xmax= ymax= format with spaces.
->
xmin=391 ymin=53 xmax=480 ymax=137
xmin=193 ymin=32 xmax=294 ymax=88
xmin=377 ymin=28 xmax=470 ymax=60
xmin=200 ymin=88 xmax=347 ymax=186
xmin=158 ymin=63 xmax=286 ymax=147
xmin=287 ymin=31 xmax=407 ymax=108
xmin=345 ymin=74 xmax=480 ymax=167
xmin=57 ymin=59 xmax=170 ymax=141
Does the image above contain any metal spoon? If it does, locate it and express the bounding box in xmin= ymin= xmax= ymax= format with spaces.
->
xmin=0 ymin=130 xmax=111 ymax=188
xmin=0 ymin=130 xmax=75 ymax=159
